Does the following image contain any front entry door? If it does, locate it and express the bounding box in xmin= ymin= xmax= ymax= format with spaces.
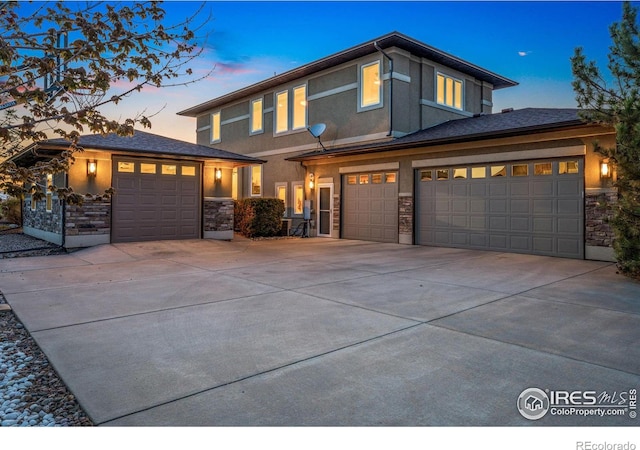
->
xmin=317 ymin=184 xmax=333 ymax=237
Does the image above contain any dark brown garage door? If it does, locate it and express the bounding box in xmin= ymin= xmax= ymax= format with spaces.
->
xmin=416 ymin=158 xmax=584 ymax=258
xmin=112 ymin=157 xmax=201 ymax=243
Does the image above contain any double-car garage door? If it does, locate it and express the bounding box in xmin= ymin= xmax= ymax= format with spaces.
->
xmin=112 ymin=157 xmax=201 ymax=243
xmin=415 ymin=158 xmax=584 ymax=259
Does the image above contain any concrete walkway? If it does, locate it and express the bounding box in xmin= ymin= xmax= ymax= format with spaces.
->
xmin=1 ymin=238 xmax=638 ymax=426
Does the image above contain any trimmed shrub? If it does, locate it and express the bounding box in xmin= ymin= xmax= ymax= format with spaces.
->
xmin=235 ymin=198 xmax=285 ymax=238
xmin=0 ymin=197 xmax=21 ymax=225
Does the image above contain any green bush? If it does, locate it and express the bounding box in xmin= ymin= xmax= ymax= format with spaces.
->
xmin=0 ymin=197 xmax=21 ymax=225
xmin=235 ymin=198 xmax=285 ymax=238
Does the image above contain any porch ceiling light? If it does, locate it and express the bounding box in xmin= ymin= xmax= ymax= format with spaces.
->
xmin=87 ymin=160 xmax=97 ymax=177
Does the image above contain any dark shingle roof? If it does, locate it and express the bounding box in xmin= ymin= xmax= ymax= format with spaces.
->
xmin=178 ymin=32 xmax=517 ymax=117
xmin=42 ymin=130 xmax=263 ymax=163
xmin=288 ymin=108 xmax=587 ymax=161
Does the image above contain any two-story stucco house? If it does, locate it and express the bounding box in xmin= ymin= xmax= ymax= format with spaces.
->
xmin=179 ymin=31 xmax=615 ymax=261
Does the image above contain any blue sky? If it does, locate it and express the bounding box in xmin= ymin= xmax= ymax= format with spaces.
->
xmin=95 ymin=1 xmax=631 ymax=141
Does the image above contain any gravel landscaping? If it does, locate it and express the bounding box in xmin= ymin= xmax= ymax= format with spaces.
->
xmin=0 ymin=231 xmax=93 ymax=427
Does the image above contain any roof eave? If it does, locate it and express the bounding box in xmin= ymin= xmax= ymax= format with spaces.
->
xmin=287 ymin=120 xmax=588 ymax=162
xmin=178 ymin=32 xmax=517 ymax=117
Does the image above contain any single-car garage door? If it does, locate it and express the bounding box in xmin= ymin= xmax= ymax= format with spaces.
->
xmin=416 ymin=158 xmax=584 ymax=258
xmin=112 ymin=157 xmax=201 ymax=243
xmin=342 ymin=172 xmax=398 ymax=243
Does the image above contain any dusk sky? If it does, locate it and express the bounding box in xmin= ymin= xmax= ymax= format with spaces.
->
xmin=101 ymin=1 xmax=628 ymax=143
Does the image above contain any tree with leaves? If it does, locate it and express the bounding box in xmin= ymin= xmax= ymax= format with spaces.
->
xmin=0 ymin=1 xmax=209 ymax=202
xmin=571 ymin=1 xmax=640 ymax=279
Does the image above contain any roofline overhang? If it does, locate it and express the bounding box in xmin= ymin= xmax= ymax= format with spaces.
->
xmin=177 ymin=32 xmax=518 ymax=117
xmin=10 ymin=142 xmax=266 ymax=167
xmin=286 ymin=120 xmax=609 ymax=162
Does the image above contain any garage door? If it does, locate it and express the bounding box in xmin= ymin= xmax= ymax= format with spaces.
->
xmin=416 ymin=158 xmax=584 ymax=258
xmin=112 ymin=157 xmax=201 ymax=243
xmin=342 ymin=172 xmax=398 ymax=243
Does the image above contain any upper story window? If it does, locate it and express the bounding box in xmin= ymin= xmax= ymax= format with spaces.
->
xmin=275 ymin=85 xmax=307 ymax=134
xmin=211 ymin=111 xmax=221 ymax=143
xmin=437 ymin=73 xmax=463 ymax=110
xmin=360 ymin=61 xmax=382 ymax=110
xmin=251 ymin=98 xmax=263 ymax=134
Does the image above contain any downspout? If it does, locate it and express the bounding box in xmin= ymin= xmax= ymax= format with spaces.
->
xmin=374 ymin=42 xmax=394 ymax=137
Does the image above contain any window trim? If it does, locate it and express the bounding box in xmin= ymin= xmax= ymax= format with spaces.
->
xmin=275 ymin=90 xmax=289 ymax=134
xmin=274 ymin=85 xmax=308 ymax=135
xmin=275 ymin=182 xmax=288 ymax=216
xmin=436 ymin=72 xmax=464 ymax=111
xmin=250 ymin=98 xmax=264 ymax=135
xmin=211 ymin=111 xmax=221 ymax=143
xmin=358 ymin=60 xmax=383 ymax=112
xmin=292 ymin=84 xmax=307 ymax=131
xmin=250 ymin=164 xmax=262 ymax=197
xmin=292 ymin=181 xmax=304 ymax=216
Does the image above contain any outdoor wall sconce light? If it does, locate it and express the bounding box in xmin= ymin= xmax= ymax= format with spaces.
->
xmin=214 ymin=167 xmax=222 ymax=182
xmin=87 ymin=160 xmax=97 ymax=177
xmin=600 ymin=160 xmax=612 ymax=179
xmin=308 ymin=172 xmax=315 ymax=190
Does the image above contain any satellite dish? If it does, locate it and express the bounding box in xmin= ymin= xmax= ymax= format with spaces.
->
xmin=307 ymin=123 xmax=326 ymax=138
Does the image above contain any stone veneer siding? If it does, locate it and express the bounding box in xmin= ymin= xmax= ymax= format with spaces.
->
xmin=23 ymin=196 xmax=63 ymax=235
xmin=399 ymin=193 xmax=413 ymax=244
xmin=333 ymin=194 xmax=340 ymax=231
xmin=585 ymin=190 xmax=617 ymax=248
xmin=65 ymin=198 xmax=111 ymax=238
xmin=204 ymin=199 xmax=234 ymax=233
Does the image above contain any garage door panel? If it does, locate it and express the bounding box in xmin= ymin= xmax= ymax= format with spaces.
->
xmin=558 ymin=199 xmax=580 ymax=214
xmin=510 ymin=182 xmax=530 ymax=196
xmin=435 ymin=200 xmax=450 ymax=212
xmin=533 ymin=237 xmax=554 ymax=253
xmin=452 ymin=199 xmax=468 ymax=213
xmin=489 ymin=235 xmax=508 ymax=249
xmin=558 ymin=179 xmax=581 ymax=196
xmin=434 ymin=231 xmax=450 ymax=245
xmin=489 ymin=199 xmax=507 ymax=213
xmin=470 ymin=184 xmax=486 ymax=196
xmin=510 ymin=235 xmax=531 ymax=250
xmin=470 ymin=216 xmax=486 ymax=230
xmin=417 ymin=158 xmax=583 ymax=259
xmin=511 ymin=199 xmax=530 ymax=213
xmin=533 ymin=181 xmax=554 ymax=196
xmin=452 ymin=233 xmax=468 ymax=245
xmin=470 ymin=234 xmax=487 ymax=247
xmin=470 ymin=199 xmax=485 ymax=213
xmin=533 ymin=199 xmax=554 ymax=213
xmin=558 ymin=238 xmax=580 ymax=256
xmin=452 ymin=184 xmax=467 ymax=196
xmin=511 ymin=217 xmax=530 ymax=232
xmin=489 ymin=216 xmax=508 ymax=231
xmin=489 ymin=183 xmax=507 ymax=196
xmin=451 ymin=216 xmax=467 ymax=228
xmin=558 ymin=218 xmax=580 ymax=234
xmin=533 ymin=217 xmax=554 ymax=233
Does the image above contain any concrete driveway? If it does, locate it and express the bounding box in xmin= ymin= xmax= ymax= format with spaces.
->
xmin=1 ymin=238 xmax=638 ymax=426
